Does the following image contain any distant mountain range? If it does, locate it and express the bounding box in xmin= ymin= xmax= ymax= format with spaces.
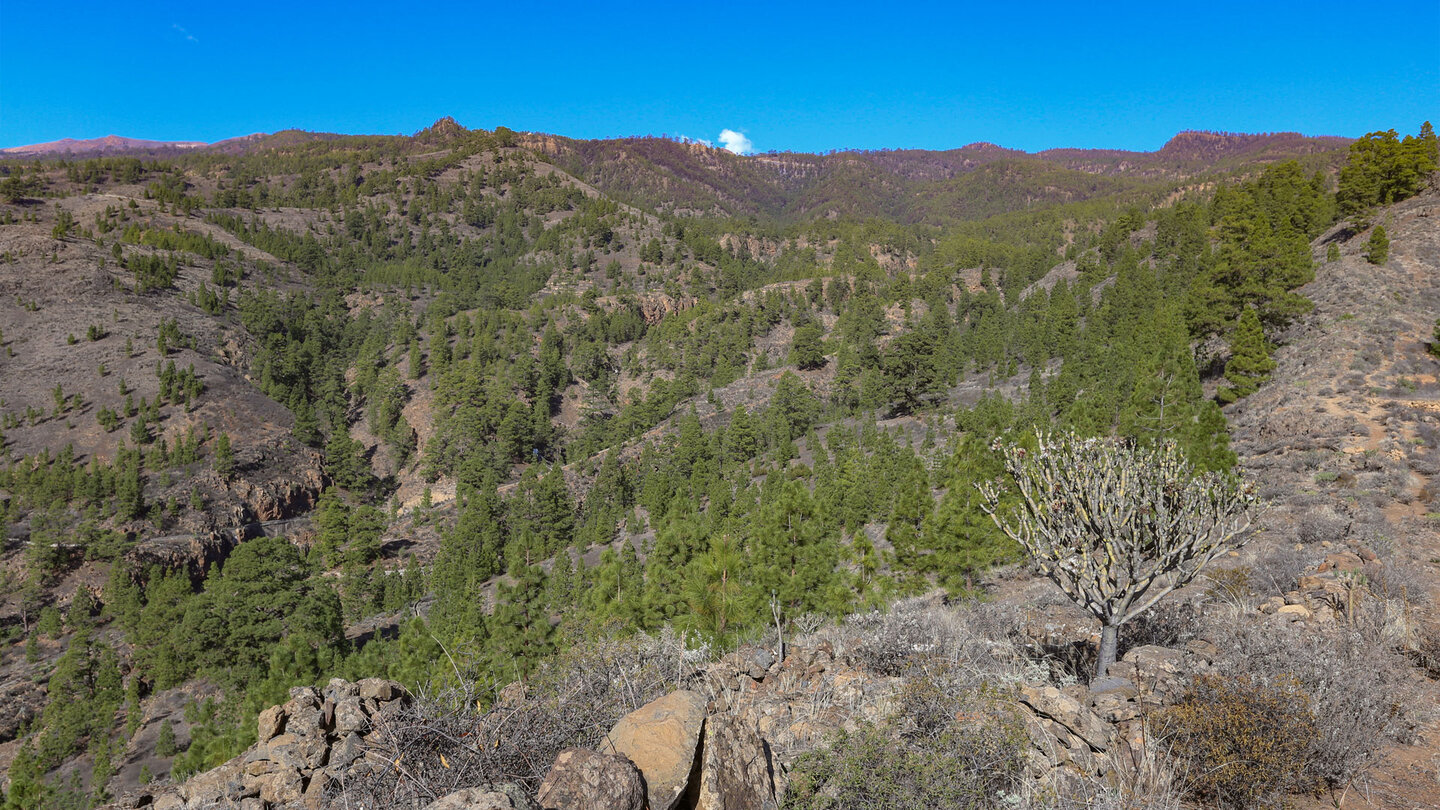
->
xmin=0 ymin=134 xmax=210 ymax=155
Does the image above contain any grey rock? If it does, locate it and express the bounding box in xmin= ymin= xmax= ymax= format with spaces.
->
xmin=423 ymin=783 xmax=539 ymax=810
xmin=537 ymin=748 xmax=645 ymax=810
xmin=695 ymin=713 xmax=778 ymax=810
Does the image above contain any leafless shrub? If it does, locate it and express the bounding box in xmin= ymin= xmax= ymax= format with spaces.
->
xmin=1406 ymin=621 xmax=1440 ymax=679
xmin=1253 ymin=544 xmax=1312 ymax=594
xmin=1119 ymin=599 xmax=1204 ymax=656
xmin=332 ymin=630 xmax=700 ymax=807
xmin=1296 ymin=508 xmax=1348 ymax=545
xmin=1365 ymin=560 xmax=1430 ymax=606
xmin=1210 ymin=619 xmax=1418 ymax=793
xmin=833 ymin=598 xmax=1028 ymax=683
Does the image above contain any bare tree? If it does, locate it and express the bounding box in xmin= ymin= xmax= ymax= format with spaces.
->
xmin=978 ymin=432 xmax=1258 ymax=678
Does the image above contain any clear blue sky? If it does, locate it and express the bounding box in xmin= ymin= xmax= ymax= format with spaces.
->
xmin=2 ymin=0 xmax=1436 ymax=153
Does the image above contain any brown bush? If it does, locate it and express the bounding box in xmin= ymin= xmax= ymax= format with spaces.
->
xmin=1211 ymin=620 xmax=1417 ymax=793
xmin=1159 ymin=673 xmax=1319 ymax=809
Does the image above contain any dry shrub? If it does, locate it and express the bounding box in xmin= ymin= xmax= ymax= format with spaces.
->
xmin=1118 ymin=599 xmax=1204 ymax=656
xmin=1159 ymin=673 xmax=1319 ymax=809
xmin=1407 ymin=621 xmax=1440 ymax=679
xmin=838 ymin=599 xmax=1029 ymax=685
xmin=1252 ymin=544 xmax=1311 ymax=594
xmin=1210 ymin=620 xmax=1417 ymax=793
xmin=331 ymin=629 xmax=699 ymax=806
xmin=1296 ymin=508 xmax=1348 ymax=544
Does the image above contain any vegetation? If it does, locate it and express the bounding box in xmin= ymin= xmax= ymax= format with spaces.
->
xmin=979 ymin=432 xmax=1258 ymax=677
xmin=0 ymin=117 xmax=1429 ymax=808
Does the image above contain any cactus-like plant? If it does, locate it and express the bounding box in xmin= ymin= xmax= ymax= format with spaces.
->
xmin=978 ymin=431 xmax=1258 ymax=678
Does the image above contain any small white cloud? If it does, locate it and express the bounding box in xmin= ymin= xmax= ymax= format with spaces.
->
xmin=719 ymin=129 xmax=753 ymax=155
xmin=677 ymin=134 xmax=713 ymax=147
xmin=172 ymin=23 xmax=199 ymax=43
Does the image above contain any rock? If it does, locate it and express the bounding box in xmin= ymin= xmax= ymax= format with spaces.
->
xmin=151 ymin=793 xmax=185 ymax=810
xmin=602 ymin=690 xmax=707 ymax=810
xmin=286 ymin=704 xmax=325 ymax=738
xmin=257 ymin=704 xmax=287 ymax=743
xmin=1258 ymin=596 xmax=1286 ymax=614
xmin=1317 ymin=551 xmax=1364 ymax=574
xmin=1277 ymin=603 xmax=1313 ymax=621
xmin=324 ymin=677 xmax=360 ymax=701
xmin=695 ymin=713 xmax=778 ymax=810
xmin=303 ymin=768 xmax=333 ymax=810
xmin=330 ymin=731 xmax=365 ymax=769
xmin=1018 ymin=684 xmax=1110 ymax=753
xmin=1297 ymin=574 xmax=1327 ymax=590
xmin=266 ymin=732 xmax=330 ymax=770
xmin=180 ymin=759 xmax=246 ymax=806
xmin=1357 ymin=547 xmax=1379 ymax=562
xmin=359 ymin=677 xmax=404 ymax=701
xmin=255 ymin=767 xmax=304 ymax=805
xmin=424 ymin=783 xmax=540 ymax=810
xmin=334 ymin=696 xmax=369 ymax=736
xmin=536 ymin=748 xmax=645 ymax=810
xmin=287 ymin=685 xmax=321 ymax=710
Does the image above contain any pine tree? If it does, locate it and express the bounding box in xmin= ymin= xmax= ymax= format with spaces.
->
xmin=1220 ymin=308 xmax=1276 ymax=403
xmin=488 ymin=562 xmax=552 ymax=681
xmin=789 ymin=321 xmax=826 ymax=369
xmin=1366 ymin=225 xmax=1389 ymax=265
xmin=679 ymin=534 xmax=744 ymax=643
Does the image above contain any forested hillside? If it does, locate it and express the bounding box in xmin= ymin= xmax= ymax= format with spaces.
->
xmin=0 ymin=119 xmax=1435 ymax=809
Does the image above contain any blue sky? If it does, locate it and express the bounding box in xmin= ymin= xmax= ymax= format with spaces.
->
xmin=2 ymin=1 xmax=1436 ymax=153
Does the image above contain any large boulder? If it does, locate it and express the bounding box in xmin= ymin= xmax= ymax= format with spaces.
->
xmin=536 ymin=748 xmax=645 ymax=810
xmin=695 ymin=713 xmax=778 ymax=810
xmin=602 ymin=690 xmax=707 ymax=810
xmin=423 ymin=783 xmax=539 ymax=810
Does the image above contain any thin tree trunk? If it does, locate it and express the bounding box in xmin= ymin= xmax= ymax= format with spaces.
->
xmin=1096 ymin=623 xmax=1120 ymax=679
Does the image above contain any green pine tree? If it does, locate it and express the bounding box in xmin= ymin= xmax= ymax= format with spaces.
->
xmin=1366 ymin=225 xmax=1389 ymax=265
xmin=1220 ymin=308 xmax=1276 ymax=403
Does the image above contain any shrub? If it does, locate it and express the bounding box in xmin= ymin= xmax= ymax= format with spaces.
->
xmin=333 ymin=629 xmax=699 ymax=805
xmin=783 ymin=714 xmax=1025 ymax=810
xmin=1212 ymin=620 xmax=1416 ymax=793
xmin=1159 ymin=673 xmax=1318 ymax=809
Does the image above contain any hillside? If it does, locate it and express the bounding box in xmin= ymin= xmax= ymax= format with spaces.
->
xmin=0 ymin=120 xmax=1435 ymax=810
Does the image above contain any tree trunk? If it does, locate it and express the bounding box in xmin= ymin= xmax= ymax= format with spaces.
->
xmin=1096 ymin=623 xmax=1120 ymax=679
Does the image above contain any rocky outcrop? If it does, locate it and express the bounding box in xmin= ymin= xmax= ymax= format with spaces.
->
xmin=109 ymin=678 xmax=408 ymax=810
xmin=137 ymin=634 xmax=1222 ymax=810
xmin=694 ymin=713 xmax=778 ymax=810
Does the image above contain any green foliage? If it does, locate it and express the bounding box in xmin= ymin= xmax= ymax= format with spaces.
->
xmin=789 ymin=321 xmax=826 ymax=369
xmin=1336 ymin=123 xmax=1438 ymax=217
xmin=155 ymin=720 xmax=179 ymax=757
xmin=783 ymin=708 xmax=1025 ymax=810
xmin=1220 ymin=308 xmax=1276 ymax=403
xmin=1365 ymin=225 xmax=1389 ymax=265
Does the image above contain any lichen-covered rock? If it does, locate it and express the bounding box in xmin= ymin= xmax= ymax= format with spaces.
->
xmin=358 ymin=677 xmax=403 ymax=701
xmin=602 ymin=690 xmax=706 ymax=810
xmin=178 ymin=758 xmax=247 ymax=806
xmin=334 ymin=696 xmax=368 ymax=736
xmin=423 ymin=783 xmax=539 ymax=810
xmin=695 ymin=713 xmax=778 ymax=810
xmin=536 ymin=747 xmax=645 ymax=810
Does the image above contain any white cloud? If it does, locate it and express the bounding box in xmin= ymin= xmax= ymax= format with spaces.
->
xmin=718 ymin=129 xmax=753 ymax=155
xmin=172 ymin=23 xmax=199 ymax=43
xmin=677 ymin=134 xmax=713 ymax=147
